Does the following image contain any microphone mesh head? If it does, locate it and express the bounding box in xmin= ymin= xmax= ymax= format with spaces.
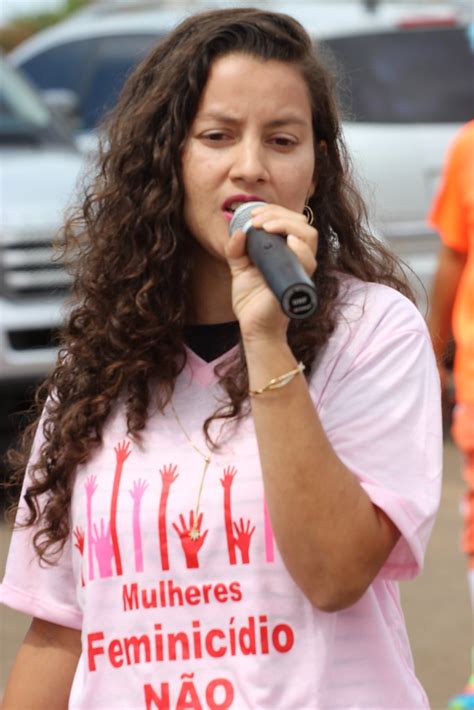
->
xmin=229 ymin=201 xmax=266 ymax=234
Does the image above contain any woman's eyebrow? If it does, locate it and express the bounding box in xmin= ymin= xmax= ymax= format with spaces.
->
xmin=196 ymin=111 xmax=309 ymax=127
xmin=195 ymin=112 xmax=240 ymax=125
xmin=268 ymin=116 xmax=309 ymax=128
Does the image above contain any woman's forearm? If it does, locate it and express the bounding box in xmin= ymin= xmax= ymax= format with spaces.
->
xmin=428 ymin=244 xmax=467 ymax=363
xmin=243 ymin=336 xmax=399 ymax=612
xmin=2 ymin=618 xmax=81 ymax=710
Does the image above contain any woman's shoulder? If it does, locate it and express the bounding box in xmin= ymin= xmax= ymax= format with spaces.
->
xmin=334 ymin=273 xmax=426 ymax=335
xmin=310 ymin=275 xmax=434 ymax=391
xmin=317 ymin=274 xmax=430 ymax=371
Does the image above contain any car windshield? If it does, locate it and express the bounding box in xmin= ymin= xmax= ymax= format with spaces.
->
xmin=324 ymin=25 xmax=474 ymax=123
xmin=0 ymin=58 xmax=59 ymax=142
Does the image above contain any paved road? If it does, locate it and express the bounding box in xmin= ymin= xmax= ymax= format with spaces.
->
xmin=0 ymin=440 xmax=472 ymax=707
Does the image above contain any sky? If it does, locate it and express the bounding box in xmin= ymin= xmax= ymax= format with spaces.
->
xmin=0 ymin=0 xmax=65 ymax=26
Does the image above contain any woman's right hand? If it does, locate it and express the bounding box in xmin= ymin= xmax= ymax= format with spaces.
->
xmin=225 ymin=203 xmax=318 ymax=343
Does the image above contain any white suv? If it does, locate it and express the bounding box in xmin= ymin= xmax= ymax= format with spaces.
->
xmin=0 ymin=57 xmax=84 ymax=385
xmin=8 ymin=1 xmax=474 ymax=310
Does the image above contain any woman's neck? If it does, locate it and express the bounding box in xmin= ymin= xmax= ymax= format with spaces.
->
xmin=189 ymin=249 xmax=235 ymax=325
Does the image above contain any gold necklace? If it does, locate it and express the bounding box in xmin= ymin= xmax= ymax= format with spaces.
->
xmin=169 ymin=400 xmax=212 ymax=541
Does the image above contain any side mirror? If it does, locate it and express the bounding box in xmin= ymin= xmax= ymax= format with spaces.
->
xmin=41 ymin=88 xmax=81 ymax=131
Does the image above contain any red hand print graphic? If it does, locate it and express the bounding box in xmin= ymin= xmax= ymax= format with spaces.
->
xmin=158 ymin=464 xmax=179 ymax=571
xmin=110 ymin=440 xmax=132 ymax=576
xmin=220 ymin=466 xmax=237 ymax=565
xmin=233 ymin=518 xmax=256 ymax=564
xmin=73 ymin=526 xmax=85 ymax=554
xmin=173 ymin=512 xmax=208 ymax=569
xmin=73 ymin=526 xmax=86 ymax=587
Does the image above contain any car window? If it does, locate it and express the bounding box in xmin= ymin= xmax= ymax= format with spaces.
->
xmin=19 ymin=38 xmax=98 ymax=96
xmin=81 ymin=34 xmax=160 ymax=130
xmin=323 ymin=26 xmax=474 ymax=123
xmin=0 ymin=59 xmax=70 ymax=146
xmin=0 ymin=60 xmax=50 ymax=131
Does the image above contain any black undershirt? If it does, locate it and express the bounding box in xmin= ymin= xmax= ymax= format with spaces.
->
xmin=183 ymin=321 xmax=240 ymax=363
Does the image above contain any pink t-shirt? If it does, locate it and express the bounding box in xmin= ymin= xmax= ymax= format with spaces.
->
xmin=0 ymin=277 xmax=442 ymax=709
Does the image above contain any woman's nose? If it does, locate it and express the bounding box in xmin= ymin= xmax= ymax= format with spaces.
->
xmin=229 ymin=140 xmax=269 ymax=183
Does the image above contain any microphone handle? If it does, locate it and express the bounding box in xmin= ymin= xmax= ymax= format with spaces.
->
xmin=246 ymin=227 xmax=318 ymax=319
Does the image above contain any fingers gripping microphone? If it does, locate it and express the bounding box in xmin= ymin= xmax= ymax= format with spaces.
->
xmin=229 ymin=201 xmax=318 ymax=319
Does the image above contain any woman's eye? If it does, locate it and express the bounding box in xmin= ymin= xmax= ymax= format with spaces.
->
xmin=272 ymin=136 xmax=296 ymax=147
xmin=202 ymin=132 xmax=229 ymax=141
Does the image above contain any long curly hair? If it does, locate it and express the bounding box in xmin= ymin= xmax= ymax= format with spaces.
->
xmin=6 ymin=7 xmax=414 ymax=561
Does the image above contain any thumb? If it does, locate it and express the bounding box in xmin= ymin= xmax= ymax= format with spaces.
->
xmin=225 ymin=228 xmax=250 ymax=271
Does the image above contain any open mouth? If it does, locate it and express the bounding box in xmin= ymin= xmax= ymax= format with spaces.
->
xmin=226 ymin=201 xmax=245 ymax=214
xmin=223 ymin=197 xmax=266 ymax=214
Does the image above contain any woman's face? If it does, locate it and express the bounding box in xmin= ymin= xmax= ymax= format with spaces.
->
xmin=181 ymin=52 xmax=316 ymax=269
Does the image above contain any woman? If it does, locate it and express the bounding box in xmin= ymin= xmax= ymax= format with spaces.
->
xmin=1 ymin=8 xmax=442 ymax=708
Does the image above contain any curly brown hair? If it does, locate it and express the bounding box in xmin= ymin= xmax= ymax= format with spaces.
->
xmin=6 ymin=7 xmax=414 ymax=561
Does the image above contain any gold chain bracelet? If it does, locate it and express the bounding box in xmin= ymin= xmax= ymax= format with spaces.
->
xmin=249 ymin=361 xmax=305 ymax=396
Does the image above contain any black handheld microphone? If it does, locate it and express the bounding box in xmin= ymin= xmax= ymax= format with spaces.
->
xmin=229 ymin=201 xmax=318 ymax=319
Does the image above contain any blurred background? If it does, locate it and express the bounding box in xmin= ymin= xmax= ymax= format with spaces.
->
xmin=0 ymin=0 xmax=473 ymax=706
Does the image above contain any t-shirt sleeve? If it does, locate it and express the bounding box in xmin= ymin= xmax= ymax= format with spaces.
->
xmin=312 ymin=286 xmax=443 ymax=580
xmin=0 ymin=409 xmax=82 ymax=630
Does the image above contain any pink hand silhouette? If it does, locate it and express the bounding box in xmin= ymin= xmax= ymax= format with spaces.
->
xmin=173 ymin=512 xmax=208 ymax=568
xmin=85 ymin=474 xmax=98 ymax=499
xmin=129 ymin=478 xmax=149 ymax=502
xmin=264 ymin=498 xmax=275 ymax=563
xmin=84 ymin=475 xmax=98 ymax=581
xmin=233 ymin=518 xmax=255 ymax=564
xmin=92 ymin=519 xmax=114 ymax=578
xmin=129 ymin=479 xmax=149 ymax=573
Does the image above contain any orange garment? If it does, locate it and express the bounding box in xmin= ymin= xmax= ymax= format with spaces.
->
xmin=452 ymin=403 xmax=474 ymax=562
xmin=429 ymin=120 xmax=474 ymax=404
